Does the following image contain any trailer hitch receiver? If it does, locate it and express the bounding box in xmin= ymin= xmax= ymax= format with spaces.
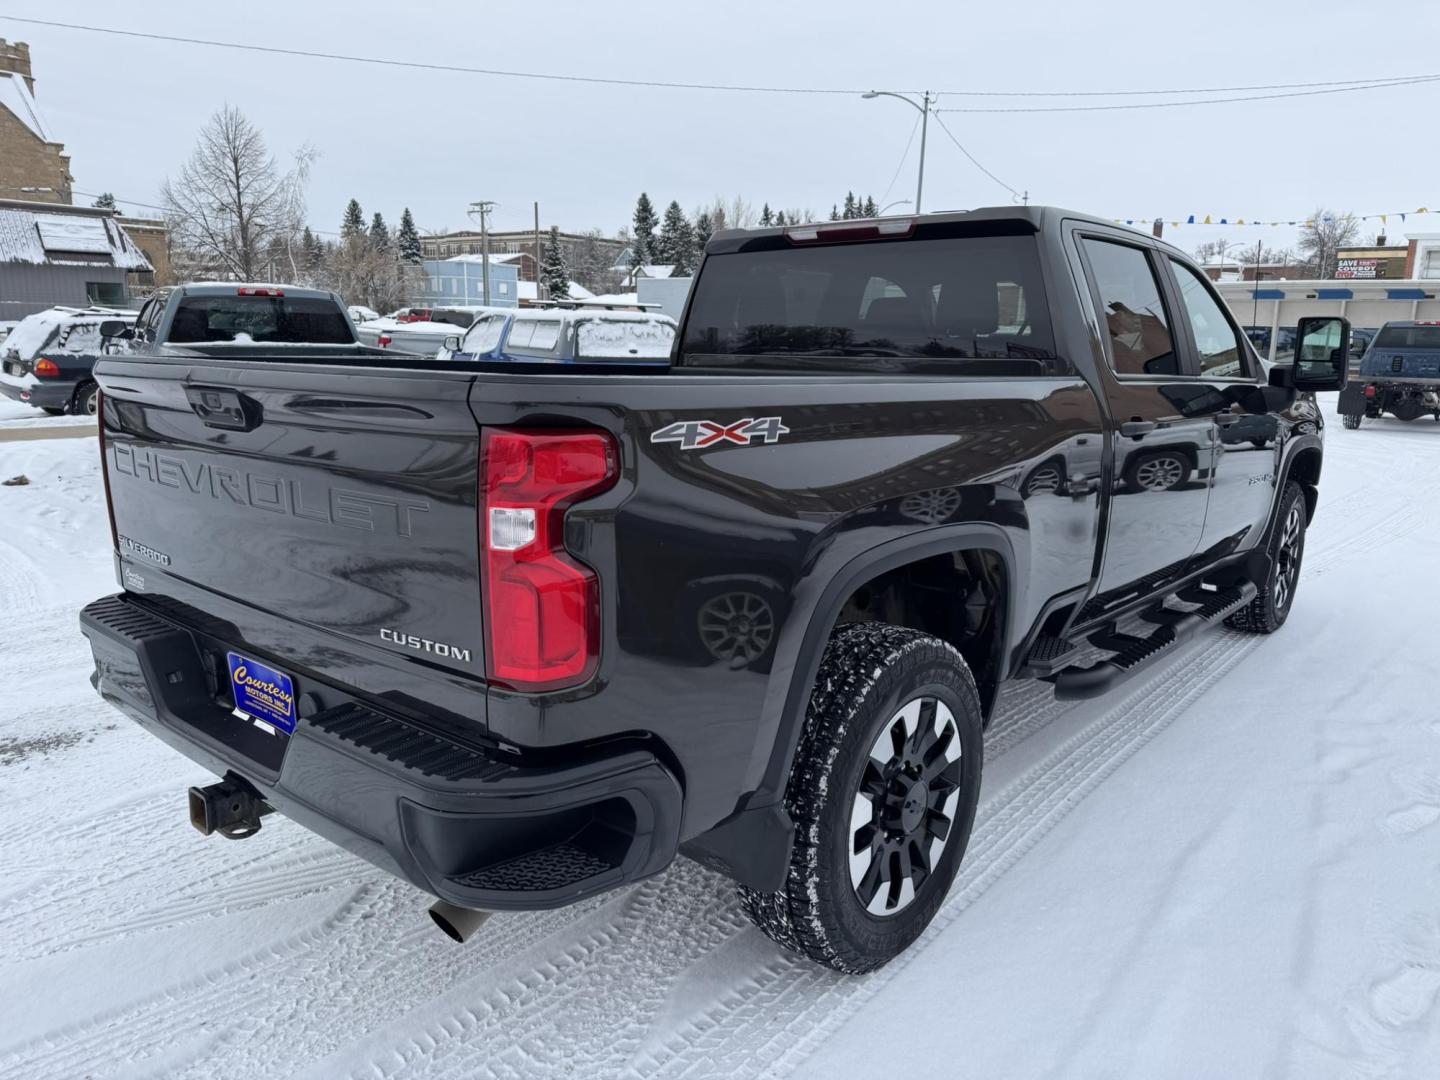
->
xmin=188 ymin=774 xmax=273 ymax=839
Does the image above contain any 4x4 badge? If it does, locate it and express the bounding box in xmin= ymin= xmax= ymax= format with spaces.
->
xmin=650 ymin=417 xmax=790 ymax=450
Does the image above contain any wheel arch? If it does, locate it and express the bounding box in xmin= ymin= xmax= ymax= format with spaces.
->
xmin=680 ymin=522 xmax=1020 ymax=892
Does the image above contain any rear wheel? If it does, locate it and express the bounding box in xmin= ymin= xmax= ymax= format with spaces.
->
xmin=1341 ymin=413 xmax=1362 ymax=430
xmin=73 ymin=382 xmax=99 ymax=417
xmin=1226 ymin=481 xmax=1306 ymax=634
xmin=738 ymin=623 xmax=983 ymax=973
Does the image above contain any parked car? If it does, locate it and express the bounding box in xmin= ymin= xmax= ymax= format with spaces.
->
xmin=445 ymin=306 xmax=678 ymax=364
xmin=81 ymin=206 xmax=1346 ymax=975
xmin=0 ymin=306 xmax=137 ymax=415
xmin=348 ymin=304 xmax=380 ymax=324
xmin=356 ymin=306 xmax=497 ymax=356
xmin=1338 ymin=320 xmax=1440 ymax=427
xmin=104 ymin=284 xmax=400 ymax=361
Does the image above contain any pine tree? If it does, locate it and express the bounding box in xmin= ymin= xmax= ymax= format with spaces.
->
xmin=341 ymin=199 xmax=366 ymax=240
xmin=760 ymin=203 xmax=773 ymax=227
xmin=370 ymin=212 xmax=391 ymax=252
xmin=841 ymin=192 xmax=856 ymax=220
xmin=630 ymin=193 xmax=658 ymax=269
xmin=693 ymin=210 xmax=714 ymax=257
xmin=862 ymin=196 xmax=878 ymax=218
xmin=300 ymin=227 xmax=318 ymax=273
xmin=396 ymin=208 xmax=422 ymax=265
xmin=541 ymin=226 xmax=570 ymax=299
xmin=655 ymin=200 xmax=695 ymax=273
xmin=92 ymin=191 xmax=117 ymax=210
xmin=830 ymin=204 xmax=840 ymax=221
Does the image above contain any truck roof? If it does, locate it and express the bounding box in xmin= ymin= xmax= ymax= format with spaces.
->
xmin=177 ymin=282 xmax=341 ymax=301
xmin=708 ymin=205 xmax=1174 ymax=256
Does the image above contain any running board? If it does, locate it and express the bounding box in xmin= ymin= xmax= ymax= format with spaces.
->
xmin=1050 ymin=581 xmax=1257 ymax=701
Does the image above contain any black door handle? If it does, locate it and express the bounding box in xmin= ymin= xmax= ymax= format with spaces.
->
xmin=186 ymin=386 xmax=262 ymax=431
xmin=1119 ymin=420 xmax=1156 ymax=438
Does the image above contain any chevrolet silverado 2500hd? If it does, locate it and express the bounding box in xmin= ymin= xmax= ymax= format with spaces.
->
xmin=80 ymin=207 xmax=1348 ymax=972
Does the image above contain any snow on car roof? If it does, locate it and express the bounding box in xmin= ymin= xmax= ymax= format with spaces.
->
xmin=1 ymin=306 xmax=136 ymax=360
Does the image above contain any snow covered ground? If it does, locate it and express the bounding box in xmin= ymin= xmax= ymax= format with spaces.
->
xmin=1 ymin=408 xmax=1438 ymax=1079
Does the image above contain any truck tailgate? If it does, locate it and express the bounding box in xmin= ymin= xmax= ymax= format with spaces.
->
xmin=95 ymin=357 xmax=485 ymax=680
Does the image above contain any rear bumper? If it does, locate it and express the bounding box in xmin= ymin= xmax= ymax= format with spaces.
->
xmin=0 ymin=378 xmax=73 ymax=408
xmin=79 ymin=593 xmax=683 ymax=911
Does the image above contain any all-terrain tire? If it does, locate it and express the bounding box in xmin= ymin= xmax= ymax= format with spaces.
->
xmin=737 ymin=623 xmax=984 ymax=973
xmin=1341 ymin=412 xmax=1362 ymax=430
xmin=1226 ymin=480 xmax=1307 ymax=634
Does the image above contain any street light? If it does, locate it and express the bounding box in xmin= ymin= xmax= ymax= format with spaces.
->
xmin=862 ymin=90 xmax=933 ymax=214
xmin=879 ymin=199 xmax=912 ymax=216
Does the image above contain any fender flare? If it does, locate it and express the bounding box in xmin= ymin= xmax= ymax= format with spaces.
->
xmin=680 ymin=521 xmax=1021 ymax=891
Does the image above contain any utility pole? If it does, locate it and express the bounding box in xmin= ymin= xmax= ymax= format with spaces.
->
xmin=468 ymin=200 xmax=496 ymax=306
xmin=916 ymin=90 xmax=931 ymax=214
xmin=534 ymin=202 xmax=542 ymax=304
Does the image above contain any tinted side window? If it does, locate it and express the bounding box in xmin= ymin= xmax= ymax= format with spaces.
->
xmin=1082 ymin=239 xmax=1179 ymax=376
xmin=679 ymin=233 xmax=1066 ymax=376
xmin=1170 ymin=260 xmax=1247 ymax=377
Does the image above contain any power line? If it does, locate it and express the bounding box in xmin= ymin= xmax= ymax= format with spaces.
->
xmin=877 ymin=112 xmax=922 ymax=206
xmin=930 ymin=114 xmax=1021 ymax=199
xmin=939 ymin=74 xmax=1440 ymax=113
xmin=0 ymin=16 xmax=868 ymax=96
xmin=4 ymin=16 xmax=1439 ymax=102
xmin=71 ymin=189 xmax=346 ymax=238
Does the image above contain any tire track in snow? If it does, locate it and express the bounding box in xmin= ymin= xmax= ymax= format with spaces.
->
xmin=5 ymin=431 xmax=1426 ymax=1079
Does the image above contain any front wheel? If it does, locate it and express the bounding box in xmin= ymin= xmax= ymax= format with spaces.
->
xmin=1341 ymin=413 xmax=1362 ymax=430
xmin=1226 ymin=481 xmax=1306 ymax=634
xmin=738 ymin=623 xmax=984 ymax=973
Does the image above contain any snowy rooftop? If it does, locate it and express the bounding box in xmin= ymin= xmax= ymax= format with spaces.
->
xmin=442 ymin=253 xmax=524 ymax=265
xmin=516 ymin=280 xmax=594 ymax=302
xmin=637 ymin=264 xmax=676 ymax=279
xmin=0 ymin=68 xmax=53 ymax=143
xmin=0 ymin=205 xmax=152 ymax=270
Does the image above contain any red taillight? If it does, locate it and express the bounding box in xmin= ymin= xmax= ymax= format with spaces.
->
xmin=34 ymin=357 xmax=60 ymax=377
xmin=377 ymin=334 xmax=392 ymax=348
xmin=1365 ymin=384 xmax=1377 ymax=398
xmin=480 ymin=428 xmax=618 ymax=692
xmin=237 ymin=286 xmax=283 ymax=296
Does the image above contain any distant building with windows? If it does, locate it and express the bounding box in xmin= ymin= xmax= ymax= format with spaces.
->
xmin=0 ymin=197 xmax=152 ymax=319
xmin=416 ymin=254 xmax=522 ymax=308
xmin=420 ymin=228 xmax=625 ymax=285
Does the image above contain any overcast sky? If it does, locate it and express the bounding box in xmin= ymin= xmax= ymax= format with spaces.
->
xmin=5 ymin=0 xmax=1437 ymax=255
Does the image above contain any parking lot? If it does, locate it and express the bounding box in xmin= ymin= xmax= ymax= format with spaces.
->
xmin=2 ymin=402 xmax=1438 ymax=1078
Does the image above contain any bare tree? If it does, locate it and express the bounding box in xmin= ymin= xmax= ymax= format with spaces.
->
xmin=162 ymin=105 xmax=308 ymax=281
xmin=1297 ymin=208 xmax=1359 ymax=279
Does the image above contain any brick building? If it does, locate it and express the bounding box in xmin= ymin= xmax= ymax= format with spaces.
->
xmin=0 ymin=39 xmax=73 ymax=205
xmin=420 ymin=228 xmax=625 ymax=285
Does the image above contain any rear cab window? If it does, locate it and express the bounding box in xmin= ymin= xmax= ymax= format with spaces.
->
xmin=505 ymin=317 xmax=564 ymax=357
xmin=574 ymin=315 xmax=676 ymax=361
xmin=679 ymin=226 xmax=1068 ymax=376
xmin=168 ymin=294 xmax=354 ymax=344
xmin=1376 ymin=324 xmax=1440 ymax=349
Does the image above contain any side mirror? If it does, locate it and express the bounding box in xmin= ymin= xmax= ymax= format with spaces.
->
xmin=442 ymin=335 xmax=461 ymax=354
xmin=1290 ymin=316 xmax=1350 ymax=393
xmin=99 ymin=320 xmax=133 ymax=340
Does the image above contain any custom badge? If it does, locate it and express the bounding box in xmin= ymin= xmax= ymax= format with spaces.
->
xmin=650 ymin=416 xmax=790 ymax=450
